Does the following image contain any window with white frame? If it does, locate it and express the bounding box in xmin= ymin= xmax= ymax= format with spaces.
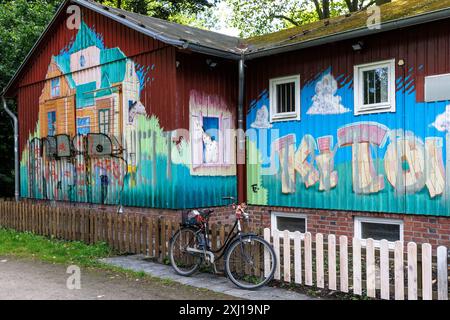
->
xmin=354 ymin=59 xmax=396 ymax=115
xmin=271 ymin=212 xmax=307 ymax=237
xmin=354 ymin=217 xmax=403 ymax=248
xmin=269 ymin=75 xmax=301 ymax=122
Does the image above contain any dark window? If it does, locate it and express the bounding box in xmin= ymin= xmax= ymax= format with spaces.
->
xmin=360 ymin=222 xmax=401 ymax=242
xmin=363 ymin=67 xmax=388 ymax=105
xmin=276 ymin=216 xmax=306 ymax=233
xmin=276 ymin=82 xmax=296 ymax=114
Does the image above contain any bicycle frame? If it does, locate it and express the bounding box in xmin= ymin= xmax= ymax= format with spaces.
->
xmin=191 ymin=215 xmax=254 ymax=264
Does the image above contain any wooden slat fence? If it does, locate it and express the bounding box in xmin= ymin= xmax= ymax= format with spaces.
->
xmin=0 ymin=201 xmax=232 ymax=264
xmin=265 ymin=229 xmax=450 ymax=300
xmin=1 ymin=200 xmax=448 ymax=300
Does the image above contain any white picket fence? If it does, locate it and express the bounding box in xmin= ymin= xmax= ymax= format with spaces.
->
xmin=263 ymin=229 xmax=449 ymax=300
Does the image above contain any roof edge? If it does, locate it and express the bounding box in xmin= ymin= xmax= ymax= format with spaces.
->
xmin=245 ymin=6 xmax=450 ymax=60
xmin=3 ymin=1 xmax=450 ymax=96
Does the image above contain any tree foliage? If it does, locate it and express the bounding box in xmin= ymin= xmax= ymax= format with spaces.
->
xmin=223 ymin=0 xmax=381 ymax=37
xmin=0 ymin=0 xmax=61 ymax=197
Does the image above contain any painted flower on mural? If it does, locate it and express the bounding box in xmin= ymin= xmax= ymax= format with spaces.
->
xmin=431 ymin=104 xmax=450 ymax=132
xmin=251 ymin=105 xmax=272 ymax=129
xmin=307 ymin=74 xmax=350 ymax=115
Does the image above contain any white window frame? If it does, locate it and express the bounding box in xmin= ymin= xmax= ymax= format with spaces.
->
xmin=271 ymin=211 xmax=307 ymax=239
xmin=354 ymin=216 xmax=403 ymax=249
xmin=354 ymin=59 xmax=396 ymax=115
xmin=269 ymin=75 xmax=301 ymax=122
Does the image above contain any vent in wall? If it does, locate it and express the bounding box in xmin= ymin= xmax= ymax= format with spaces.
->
xmin=425 ymin=73 xmax=450 ymax=102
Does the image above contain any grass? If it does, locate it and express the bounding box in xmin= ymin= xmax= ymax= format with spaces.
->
xmin=0 ymin=228 xmax=112 ymax=267
xmin=0 ymin=227 xmax=177 ymax=285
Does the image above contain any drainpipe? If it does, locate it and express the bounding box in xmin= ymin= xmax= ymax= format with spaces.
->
xmin=237 ymin=54 xmax=246 ymax=203
xmin=2 ymin=95 xmax=19 ymax=202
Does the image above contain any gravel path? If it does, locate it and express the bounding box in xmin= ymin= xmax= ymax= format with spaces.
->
xmin=0 ymin=257 xmax=236 ymax=300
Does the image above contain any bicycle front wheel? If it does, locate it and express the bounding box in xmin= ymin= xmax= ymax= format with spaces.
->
xmin=169 ymin=227 xmax=200 ymax=276
xmin=224 ymin=235 xmax=276 ymax=290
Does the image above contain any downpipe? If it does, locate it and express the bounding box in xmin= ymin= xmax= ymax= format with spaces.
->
xmin=1 ymin=95 xmax=19 ymax=202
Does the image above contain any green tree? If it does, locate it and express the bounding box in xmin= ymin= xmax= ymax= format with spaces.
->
xmin=0 ymin=0 xmax=61 ymax=197
xmin=221 ymin=0 xmax=381 ymax=37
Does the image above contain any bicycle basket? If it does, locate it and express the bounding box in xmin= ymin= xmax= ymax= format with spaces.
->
xmin=181 ymin=210 xmax=201 ymax=226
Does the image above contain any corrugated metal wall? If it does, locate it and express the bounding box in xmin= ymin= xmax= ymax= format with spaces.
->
xmin=14 ymin=4 xmax=237 ymax=209
xmin=245 ymin=19 xmax=450 ymax=217
xmin=15 ymin=5 xmax=177 ymax=154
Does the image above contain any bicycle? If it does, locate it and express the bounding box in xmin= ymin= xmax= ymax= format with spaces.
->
xmin=169 ymin=197 xmax=277 ymax=290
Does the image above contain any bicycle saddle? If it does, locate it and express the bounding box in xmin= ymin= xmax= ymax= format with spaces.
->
xmin=198 ymin=209 xmax=214 ymax=217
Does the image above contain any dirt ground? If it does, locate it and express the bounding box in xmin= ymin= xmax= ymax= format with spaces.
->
xmin=0 ymin=257 xmax=237 ymax=300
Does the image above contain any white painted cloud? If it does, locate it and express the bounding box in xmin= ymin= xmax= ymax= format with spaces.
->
xmin=432 ymin=104 xmax=450 ymax=132
xmin=251 ymin=105 xmax=272 ymax=129
xmin=307 ymin=74 xmax=350 ymax=115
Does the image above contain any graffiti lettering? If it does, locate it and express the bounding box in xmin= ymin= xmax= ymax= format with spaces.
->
xmin=268 ymin=121 xmax=450 ymax=199
xmin=338 ymin=122 xmax=387 ymax=194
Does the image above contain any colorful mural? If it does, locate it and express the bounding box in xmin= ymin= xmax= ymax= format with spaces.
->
xmin=247 ymin=68 xmax=450 ymax=216
xmin=19 ymin=21 xmax=236 ymax=209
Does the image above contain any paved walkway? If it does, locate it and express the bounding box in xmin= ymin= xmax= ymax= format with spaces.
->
xmin=101 ymin=255 xmax=316 ymax=300
xmin=0 ymin=257 xmax=234 ymax=300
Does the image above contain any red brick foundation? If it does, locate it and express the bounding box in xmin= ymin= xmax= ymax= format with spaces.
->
xmin=247 ymin=205 xmax=450 ymax=247
xmin=20 ymin=198 xmax=450 ymax=247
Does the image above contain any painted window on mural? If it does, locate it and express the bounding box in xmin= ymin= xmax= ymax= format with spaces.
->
xmin=191 ymin=114 xmax=232 ymax=168
xmin=77 ymin=117 xmax=91 ymax=135
xmin=51 ymin=78 xmax=60 ymax=98
xmin=47 ymin=111 xmax=56 ymax=136
xmin=269 ymin=75 xmax=301 ymax=122
xmin=76 ymin=82 xmax=96 ymax=108
xmin=355 ymin=217 xmax=403 ymax=248
xmin=98 ymin=109 xmax=110 ymax=135
xmin=354 ymin=60 xmax=396 ymax=115
xmin=202 ymin=117 xmax=219 ymax=163
xmin=80 ymin=55 xmax=86 ymax=68
xmin=271 ymin=212 xmax=306 ymax=238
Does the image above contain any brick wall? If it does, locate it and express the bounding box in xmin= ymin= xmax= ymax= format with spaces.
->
xmin=247 ymin=205 xmax=450 ymax=248
xmin=20 ymin=198 xmax=450 ymax=247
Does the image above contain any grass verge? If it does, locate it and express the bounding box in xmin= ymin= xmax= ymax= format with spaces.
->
xmin=0 ymin=228 xmax=174 ymax=285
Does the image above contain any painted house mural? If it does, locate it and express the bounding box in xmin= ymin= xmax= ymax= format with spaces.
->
xmin=19 ymin=20 xmax=236 ymax=209
xmin=247 ymin=67 xmax=450 ymax=216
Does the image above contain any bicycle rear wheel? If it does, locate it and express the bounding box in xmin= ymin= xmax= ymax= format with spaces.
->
xmin=169 ymin=228 xmax=200 ymax=276
xmin=224 ymin=235 xmax=276 ymax=290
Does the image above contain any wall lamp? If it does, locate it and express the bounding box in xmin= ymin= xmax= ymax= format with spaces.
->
xmin=352 ymin=41 xmax=364 ymax=52
xmin=206 ymin=59 xmax=218 ymax=68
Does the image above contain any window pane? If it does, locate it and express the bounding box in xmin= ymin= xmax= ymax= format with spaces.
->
xmin=276 ymin=84 xmax=281 ymax=113
xmin=47 ymin=111 xmax=56 ymax=136
xmin=361 ymin=222 xmax=400 ymax=242
xmin=290 ymin=82 xmax=295 ymax=112
xmin=276 ymin=216 xmax=306 ymax=233
xmin=275 ymin=82 xmax=296 ymax=114
xmin=363 ymin=67 xmax=389 ymax=106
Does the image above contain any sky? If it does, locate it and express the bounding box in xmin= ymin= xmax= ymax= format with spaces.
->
xmin=201 ymin=1 xmax=241 ymax=36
